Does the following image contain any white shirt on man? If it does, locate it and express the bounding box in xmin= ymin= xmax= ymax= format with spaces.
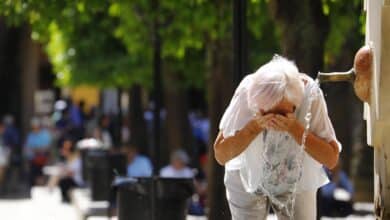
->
xmin=160 ymin=165 xmax=194 ymax=178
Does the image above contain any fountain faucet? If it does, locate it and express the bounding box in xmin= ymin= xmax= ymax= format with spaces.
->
xmin=315 ymin=45 xmax=373 ymax=104
xmin=316 ymin=68 xmax=356 ymax=84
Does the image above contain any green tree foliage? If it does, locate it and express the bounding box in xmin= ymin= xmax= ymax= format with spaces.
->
xmin=0 ymin=0 xmax=365 ymax=87
xmin=248 ymin=0 xmax=281 ymax=71
xmin=110 ymin=0 xmax=279 ymax=89
xmin=322 ymin=0 xmax=365 ymax=68
xmin=110 ymin=0 xmax=216 ymax=89
xmin=0 ymin=1 xmax=151 ymax=88
xmin=0 ymin=0 xmax=280 ymax=89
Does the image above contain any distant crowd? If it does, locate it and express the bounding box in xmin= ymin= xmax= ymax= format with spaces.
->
xmin=0 ymin=97 xmax=210 ymax=215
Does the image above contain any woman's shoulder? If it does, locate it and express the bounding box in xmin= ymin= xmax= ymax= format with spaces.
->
xmin=299 ymin=73 xmax=322 ymax=97
xmin=236 ymin=73 xmax=254 ymax=91
xmin=299 ymin=73 xmax=315 ymax=87
xmin=229 ymin=73 xmax=254 ymax=100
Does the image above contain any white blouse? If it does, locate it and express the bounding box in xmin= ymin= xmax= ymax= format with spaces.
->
xmin=222 ymin=74 xmax=341 ymax=192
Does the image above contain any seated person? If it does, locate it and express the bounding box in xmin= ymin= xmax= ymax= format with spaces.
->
xmin=319 ymin=163 xmax=354 ymax=217
xmin=48 ymin=138 xmax=83 ymax=203
xmin=25 ymin=118 xmax=52 ymax=186
xmin=160 ymin=149 xmax=193 ymax=178
xmin=126 ymin=145 xmax=153 ymax=177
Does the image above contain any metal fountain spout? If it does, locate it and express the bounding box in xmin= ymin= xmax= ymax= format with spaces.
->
xmin=317 ymin=68 xmax=356 ymax=83
xmin=316 ymin=45 xmax=373 ymax=104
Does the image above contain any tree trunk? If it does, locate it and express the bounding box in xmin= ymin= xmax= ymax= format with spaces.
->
xmin=269 ymin=0 xmax=329 ymax=77
xmin=128 ymin=84 xmax=148 ymax=154
xmin=19 ymin=25 xmax=40 ymax=137
xmin=207 ymin=39 xmax=234 ymax=220
xmin=0 ymin=19 xmax=23 ymax=132
xmin=163 ymin=72 xmax=193 ymax=166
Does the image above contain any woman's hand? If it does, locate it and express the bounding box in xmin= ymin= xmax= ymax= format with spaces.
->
xmin=266 ymin=113 xmax=339 ymax=169
xmin=252 ymin=112 xmax=275 ymax=131
xmin=213 ymin=112 xmax=272 ymax=165
xmin=265 ymin=113 xmax=302 ymax=135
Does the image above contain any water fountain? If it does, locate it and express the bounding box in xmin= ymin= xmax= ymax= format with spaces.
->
xmin=316 ymin=45 xmax=373 ymax=104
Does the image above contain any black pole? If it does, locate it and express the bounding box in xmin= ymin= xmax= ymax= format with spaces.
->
xmin=233 ymin=0 xmax=248 ymax=86
xmin=152 ymin=0 xmax=162 ymax=176
xmin=152 ymin=1 xmax=161 ymax=220
xmin=117 ymin=88 xmax=123 ymax=147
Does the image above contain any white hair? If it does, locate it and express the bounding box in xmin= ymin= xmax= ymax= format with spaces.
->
xmin=171 ymin=149 xmax=190 ymax=164
xmin=247 ymin=55 xmax=305 ymax=112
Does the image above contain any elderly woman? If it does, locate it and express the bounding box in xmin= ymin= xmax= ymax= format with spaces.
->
xmin=213 ymin=56 xmax=340 ymax=220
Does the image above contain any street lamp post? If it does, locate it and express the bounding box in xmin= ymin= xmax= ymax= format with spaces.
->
xmin=233 ymin=0 xmax=248 ymax=86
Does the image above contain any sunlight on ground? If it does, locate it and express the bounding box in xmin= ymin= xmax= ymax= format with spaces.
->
xmin=0 ymin=199 xmax=78 ymax=220
xmin=0 ymin=187 xmax=375 ymax=220
xmin=265 ymin=214 xmax=375 ymax=220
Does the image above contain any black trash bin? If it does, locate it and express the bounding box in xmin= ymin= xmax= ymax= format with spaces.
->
xmin=77 ymin=138 xmax=118 ymax=201
xmin=156 ymin=178 xmax=195 ymax=220
xmin=116 ymin=177 xmax=194 ymax=220
xmin=87 ymin=149 xmax=111 ymax=201
xmin=80 ymin=148 xmax=89 ymax=183
xmin=77 ymin=138 xmax=107 ymax=184
xmin=116 ymin=177 xmax=153 ymax=220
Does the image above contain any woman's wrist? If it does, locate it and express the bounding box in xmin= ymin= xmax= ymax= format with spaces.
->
xmin=289 ymin=120 xmax=305 ymax=144
xmin=246 ymin=119 xmax=263 ymax=135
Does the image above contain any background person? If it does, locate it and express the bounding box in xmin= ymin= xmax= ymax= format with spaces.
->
xmin=125 ymin=145 xmax=153 ymax=178
xmin=160 ymin=149 xmax=194 ymax=178
xmin=24 ymin=117 xmax=52 ymax=186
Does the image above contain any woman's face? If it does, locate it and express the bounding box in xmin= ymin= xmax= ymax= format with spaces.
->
xmin=262 ymin=97 xmax=295 ymax=116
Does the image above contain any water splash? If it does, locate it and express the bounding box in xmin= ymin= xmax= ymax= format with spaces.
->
xmin=253 ymin=83 xmax=318 ymax=219
xmin=286 ymin=89 xmax=315 ymax=219
xmin=314 ymin=76 xmax=320 ymax=85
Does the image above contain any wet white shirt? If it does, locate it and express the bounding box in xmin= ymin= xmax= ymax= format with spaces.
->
xmin=223 ymin=75 xmax=341 ymax=192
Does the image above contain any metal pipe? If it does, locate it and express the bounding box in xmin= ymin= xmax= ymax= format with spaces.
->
xmin=316 ymin=68 xmax=356 ymax=84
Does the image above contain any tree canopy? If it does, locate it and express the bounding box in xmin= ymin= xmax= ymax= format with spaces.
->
xmin=1 ymin=1 xmax=149 ymax=88
xmin=0 ymin=0 xmax=282 ymax=89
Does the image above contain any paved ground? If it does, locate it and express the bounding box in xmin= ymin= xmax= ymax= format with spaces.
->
xmin=268 ymin=215 xmax=375 ymax=220
xmin=0 ymin=199 xmax=376 ymax=220
xmin=0 ymin=187 xmax=375 ymax=220
xmin=0 ymin=187 xmax=79 ymax=220
xmin=0 ymin=199 xmax=79 ymax=220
